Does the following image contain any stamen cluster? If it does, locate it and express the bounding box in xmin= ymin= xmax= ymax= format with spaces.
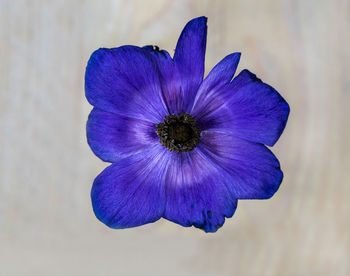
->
xmin=156 ymin=113 xmax=201 ymax=152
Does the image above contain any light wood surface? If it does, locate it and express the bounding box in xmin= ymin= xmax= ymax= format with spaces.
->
xmin=1 ymin=0 xmax=349 ymax=275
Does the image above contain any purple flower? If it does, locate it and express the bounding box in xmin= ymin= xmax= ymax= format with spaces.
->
xmin=85 ymin=17 xmax=290 ymax=232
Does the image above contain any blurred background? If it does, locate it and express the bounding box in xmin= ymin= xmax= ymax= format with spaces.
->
xmin=1 ymin=0 xmax=349 ymax=275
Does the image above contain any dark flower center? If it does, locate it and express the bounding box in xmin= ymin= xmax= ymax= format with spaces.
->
xmin=156 ymin=113 xmax=201 ymax=152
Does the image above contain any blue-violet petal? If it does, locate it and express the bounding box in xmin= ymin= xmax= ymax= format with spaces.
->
xmin=87 ymin=107 xmax=159 ymax=163
xmin=85 ymin=46 xmax=168 ymax=123
xmin=143 ymin=45 xmax=183 ymax=114
xmin=192 ymin=69 xmax=290 ymax=146
xmin=164 ymin=149 xmax=238 ymax=233
xmin=192 ymin=52 xmax=241 ymax=112
xmin=199 ymin=131 xmax=283 ymax=199
xmin=173 ymin=16 xmax=207 ymax=113
xmin=91 ymin=145 xmax=169 ymax=229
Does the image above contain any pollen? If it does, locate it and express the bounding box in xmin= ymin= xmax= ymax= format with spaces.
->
xmin=156 ymin=113 xmax=201 ymax=152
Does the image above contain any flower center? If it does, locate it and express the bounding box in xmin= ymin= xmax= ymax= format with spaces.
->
xmin=156 ymin=113 xmax=201 ymax=152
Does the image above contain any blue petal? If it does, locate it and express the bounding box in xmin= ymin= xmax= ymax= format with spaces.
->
xmin=143 ymin=45 xmax=183 ymax=114
xmin=173 ymin=16 xmax=207 ymax=113
xmin=164 ymin=149 xmax=237 ymax=233
xmin=91 ymin=145 xmax=169 ymax=229
xmin=86 ymin=107 xmax=158 ymax=162
xmin=203 ymin=52 xmax=240 ymax=87
xmin=191 ymin=52 xmax=241 ymax=113
xmin=85 ymin=46 xmax=168 ymax=123
xmin=192 ymin=69 xmax=290 ymax=146
xmin=199 ymin=131 xmax=283 ymax=199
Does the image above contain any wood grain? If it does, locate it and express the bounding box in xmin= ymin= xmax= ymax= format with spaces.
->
xmin=1 ymin=0 xmax=349 ymax=275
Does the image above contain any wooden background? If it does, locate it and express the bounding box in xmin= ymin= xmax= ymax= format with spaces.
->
xmin=1 ymin=0 xmax=349 ymax=275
